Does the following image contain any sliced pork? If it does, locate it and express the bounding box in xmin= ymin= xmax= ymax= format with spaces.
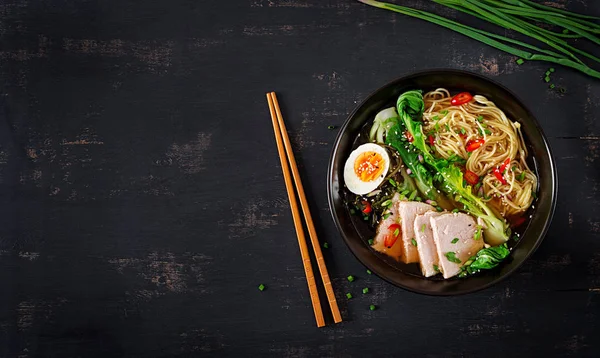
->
xmin=413 ymin=211 xmax=443 ymax=277
xmin=371 ymin=193 xmax=403 ymax=260
xmin=397 ymin=201 xmax=435 ymax=264
xmin=430 ymin=212 xmax=483 ymax=279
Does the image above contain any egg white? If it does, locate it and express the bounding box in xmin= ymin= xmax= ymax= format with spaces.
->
xmin=343 ymin=143 xmax=390 ymax=195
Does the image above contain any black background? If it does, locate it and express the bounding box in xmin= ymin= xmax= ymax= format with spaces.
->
xmin=1 ymin=0 xmax=599 ymax=357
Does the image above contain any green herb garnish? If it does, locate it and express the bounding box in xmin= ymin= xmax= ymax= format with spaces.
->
xmin=383 ymin=213 xmax=391 ymax=220
xmin=440 ymin=110 xmax=448 ymax=116
xmin=451 ymin=238 xmax=459 ymax=244
xmin=516 ymin=58 xmax=524 ymax=65
xmin=368 ymin=239 xmax=374 ymax=245
xmin=432 ymin=115 xmax=440 ymax=121
xmin=327 ymin=125 xmax=336 ymax=130
xmin=323 ymin=242 xmax=329 ymax=249
xmin=433 ymin=264 xmax=439 ymax=272
xmin=346 ymin=293 xmax=353 ymax=299
xmin=347 ymin=275 xmax=355 ymax=282
xmin=408 ymin=190 xmax=417 ymax=201
xmin=366 ymin=269 xmax=372 ymax=275
xmin=452 ymin=208 xmax=459 ymax=213
xmin=362 ymin=287 xmax=369 ymax=294
xmin=476 ymin=115 xmax=483 ymax=122
xmin=474 ymin=225 xmax=482 ymax=240
xmin=393 ymin=228 xmax=400 ymax=237
xmin=258 ymin=284 xmax=266 ymax=291
xmin=420 ymin=224 xmax=426 ymax=232
xmin=411 ymin=238 xmax=417 ymax=247
xmin=369 ymin=304 xmax=376 ymax=311
xmin=381 ymin=199 xmax=393 ymax=207
xmin=517 ymin=172 xmax=526 ymax=181
xmin=445 ymin=252 xmax=462 ymax=264
xmin=389 ymin=178 xmax=397 ymax=187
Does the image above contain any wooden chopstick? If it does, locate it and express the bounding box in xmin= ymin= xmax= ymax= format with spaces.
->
xmin=270 ymin=92 xmax=342 ymax=324
xmin=266 ymin=92 xmax=325 ymax=328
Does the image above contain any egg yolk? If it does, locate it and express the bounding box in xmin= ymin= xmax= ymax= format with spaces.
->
xmin=354 ymin=151 xmax=385 ymax=182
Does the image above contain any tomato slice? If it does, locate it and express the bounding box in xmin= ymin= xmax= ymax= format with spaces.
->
xmin=404 ymin=131 xmax=414 ymax=143
xmin=466 ymin=139 xmax=485 ymax=152
xmin=451 ymin=92 xmax=473 ymax=106
xmin=361 ymin=200 xmax=372 ymax=214
xmin=384 ymin=223 xmax=402 ymax=248
xmin=493 ymin=168 xmax=507 ymax=185
xmin=464 ymin=170 xmax=479 ymax=186
xmin=428 ymin=135 xmax=435 ymax=146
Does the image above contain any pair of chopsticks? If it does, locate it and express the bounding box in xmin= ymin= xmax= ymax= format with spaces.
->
xmin=266 ymin=92 xmax=342 ymax=327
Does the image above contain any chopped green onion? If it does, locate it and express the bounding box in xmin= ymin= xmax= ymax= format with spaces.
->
xmin=550 ymin=83 xmax=556 ymax=89
xmin=440 ymin=110 xmax=448 ymax=116
xmin=366 ymin=269 xmax=372 ymax=274
xmin=327 ymin=125 xmax=336 ymax=130
xmin=545 ymin=70 xmax=551 ymax=76
xmin=368 ymin=239 xmax=374 ymax=245
xmin=388 ymin=178 xmax=397 ymax=187
xmin=347 ymin=275 xmax=355 ymax=282
xmin=258 ymin=284 xmax=266 ymax=291
xmin=363 ymin=216 xmax=369 ymax=221
xmin=420 ymin=224 xmax=426 ymax=232
xmin=517 ymin=172 xmax=526 ymax=181
xmin=350 ymin=208 xmax=356 ymax=215
xmin=436 ymin=206 xmax=443 ymax=212
xmin=460 ymin=128 xmax=466 ymax=135
xmin=476 ymin=115 xmax=483 ymax=122
xmin=445 ymin=252 xmax=461 ymax=264
xmin=433 ymin=264 xmax=439 ymax=272
xmin=452 ymin=208 xmax=459 ymax=213
xmin=381 ymin=199 xmax=393 ymax=207
xmin=474 ymin=226 xmax=482 ymax=240
xmin=383 ymin=213 xmax=391 ymax=220
xmin=445 ymin=124 xmax=451 ymax=132
xmin=432 ymin=115 xmax=440 ymax=121
xmin=484 ymin=129 xmax=492 ymax=135
xmin=516 ymin=58 xmax=524 ymax=65
xmin=323 ymin=242 xmax=329 ymax=249
xmin=408 ymin=190 xmax=417 ymax=201
xmin=415 ymin=196 xmax=422 ymax=202
xmin=393 ymin=228 xmax=400 ymax=237
xmin=362 ymin=287 xmax=369 ymax=294
xmin=435 ymin=123 xmax=440 ymax=132
xmin=346 ymin=293 xmax=353 ymax=299
xmin=451 ymin=238 xmax=459 ymax=244
xmin=411 ymin=238 xmax=417 ymax=247
xmin=369 ymin=304 xmax=376 ymax=311
xmin=550 ymin=68 xmax=555 ymax=73
xmin=544 ymin=76 xmax=551 ymax=83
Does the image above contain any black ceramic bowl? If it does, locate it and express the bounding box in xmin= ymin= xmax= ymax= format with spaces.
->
xmin=327 ymin=69 xmax=557 ymax=295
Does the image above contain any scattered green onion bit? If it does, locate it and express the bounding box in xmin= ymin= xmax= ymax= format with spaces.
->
xmin=445 ymin=252 xmax=462 ymax=264
xmin=383 ymin=213 xmax=391 ymax=220
xmin=347 ymin=275 xmax=355 ymax=282
xmin=369 ymin=304 xmax=376 ymax=311
xmin=346 ymin=292 xmax=353 ymax=299
xmin=549 ymin=84 xmax=556 ymax=89
xmin=323 ymin=242 xmax=329 ymax=249
xmin=484 ymin=129 xmax=492 ymax=135
xmin=327 ymin=125 xmax=336 ymax=130
xmin=440 ymin=110 xmax=448 ymax=116
xmin=366 ymin=269 xmax=372 ymax=275
xmin=451 ymin=238 xmax=459 ymax=244
xmin=258 ymin=284 xmax=266 ymax=291
xmin=474 ymin=226 xmax=482 ymax=240
xmin=368 ymin=239 xmax=374 ymax=245
xmin=350 ymin=208 xmax=356 ymax=215
xmin=436 ymin=206 xmax=443 ymax=212
xmin=513 ymin=235 xmax=520 ymax=242
xmin=393 ymin=228 xmax=400 ymax=237
xmin=559 ymin=87 xmax=567 ymax=94
xmin=420 ymin=224 xmax=426 ymax=233
xmin=381 ymin=199 xmax=393 ymax=207
xmin=408 ymin=190 xmax=417 ymax=201
xmin=432 ymin=115 xmax=440 ymax=121
xmin=550 ymin=68 xmax=555 ymax=73
xmin=516 ymin=58 xmax=524 ymax=65
xmin=476 ymin=115 xmax=483 ymax=122
xmin=460 ymin=128 xmax=466 ymax=135
xmin=411 ymin=238 xmax=417 ymax=247
xmin=517 ymin=172 xmax=526 ymax=181
xmin=433 ymin=264 xmax=439 ymax=272
xmin=452 ymin=208 xmax=459 ymax=213
xmin=362 ymin=287 xmax=369 ymax=294
xmin=388 ymin=178 xmax=397 ymax=187
xmin=544 ymin=76 xmax=551 ymax=83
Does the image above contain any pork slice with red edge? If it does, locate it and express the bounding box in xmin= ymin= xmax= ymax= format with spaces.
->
xmin=371 ymin=193 xmax=403 ymax=260
xmin=397 ymin=201 xmax=435 ymax=264
xmin=413 ymin=211 xmax=443 ymax=277
xmin=430 ymin=212 xmax=483 ymax=279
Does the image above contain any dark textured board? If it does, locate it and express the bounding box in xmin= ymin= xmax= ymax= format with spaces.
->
xmin=0 ymin=0 xmax=599 ymax=357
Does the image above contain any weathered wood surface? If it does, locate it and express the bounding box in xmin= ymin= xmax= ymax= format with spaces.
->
xmin=1 ymin=0 xmax=599 ymax=357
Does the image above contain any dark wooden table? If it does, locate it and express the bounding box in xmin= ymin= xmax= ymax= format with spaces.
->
xmin=1 ymin=1 xmax=599 ymax=357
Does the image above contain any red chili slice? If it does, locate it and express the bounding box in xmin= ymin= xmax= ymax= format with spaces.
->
xmin=451 ymin=92 xmax=473 ymax=106
xmin=404 ymin=131 xmax=414 ymax=143
xmin=493 ymin=168 xmax=507 ymax=185
xmin=466 ymin=139 xmax=485 ymax=152
xmin=510 ymin=216 xmax=526 ymax=228
xmin=384 ymin=223 xmax=402 ymax=248
xmin=499 ymin=157 xmax=511 ymax=174
xmin=464 ymin=170 xmax=480 ymax=186
xmin=428 ymin=135 xmax=435 ymax=146
xmin=361 ymin=200 xmax=372 ymax=214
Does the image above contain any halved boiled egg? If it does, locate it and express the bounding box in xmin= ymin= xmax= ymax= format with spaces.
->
xmin=343 ymin=143 xmax=390 ymax=195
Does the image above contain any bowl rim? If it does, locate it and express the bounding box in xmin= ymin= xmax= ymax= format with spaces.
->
xmin=326 ymin=68 xmax=558 ymax=295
